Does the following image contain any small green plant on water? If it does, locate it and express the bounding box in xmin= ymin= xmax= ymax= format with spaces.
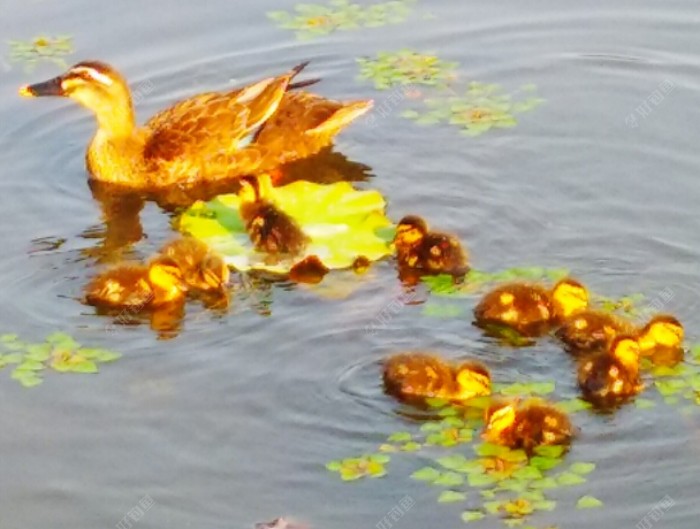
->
xmin=0 ymin=332 xmax=121 ymax=388
xmin=357 ymin=50 xmax=458 ymax=90
xmin=401 ymin=81 xmax=545 ymax=137
xmin=7 ymin=35 xmax=73 ymax=71
xmin=325 ymin=453 xmax=390 ymax=481
xmin=268 ymin=0 xmax=416 ymax=40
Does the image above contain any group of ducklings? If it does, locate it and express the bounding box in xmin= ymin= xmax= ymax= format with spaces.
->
xmin=84 ymin=237 xmax=230 ymax=329
xmin=385 ymin=217 xmax=685 ymax=451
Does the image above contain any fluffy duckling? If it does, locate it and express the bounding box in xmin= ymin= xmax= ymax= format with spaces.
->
xmin=84 ymin=255 xmax=187 ymax=310
xmin=159 ymin=237 xmax=230 ymax=293
xmin=394 ymin=215 xmax=469 ymax=278
xmin=637 ymin=314 xmax=684 ymax=365
xmin=557 ymin=311 xmax=684 ymax=362
xmin=577 ymin=334 xmax=643 ymax=408
xmin=482 ymin=398 xmax=574 ymax=453
xmin=474 ymin=278 xmax=589 ymax=338
xmin=238 ymin=175 xmax=309 ymax=256
xmin=555 ymin=310 xmax=636 ymax=355
xmin=383 ymin=352 xmax=491 ymax=405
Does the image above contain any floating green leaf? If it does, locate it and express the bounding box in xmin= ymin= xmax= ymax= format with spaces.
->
xmin=569 ymin=462 xmax=596 ymax=475
xmin=402 ymin=81 xmax=545 ymax=137
xmin=411 ymin=466 xmax=441 ymax=482
xmin=387 ymin=431 xmax=412 ymax=443
xmin=326 ymin=453 xmax=389 ymax=481
xmin=178 ymin=178 xmax=393 ymax=275
xmin=357 ymin=50 xmax=458 ymax=90
xmin=433 ymin=471 xmax=465 ymax=487
xmin=7 ymin=35 xmax=73 ymax=71
xmin=268 ymin=0 xmax=415 ymax=40
xmin=438 ymin=490 xmax=467 ymax=503
xmin=0 ymin=332 xmax=120 ymax=388
xmin=557 ymin=472 xmax=587 ymax=486
xmin=461 ymin=510 xmax=485 ymax=523
xmin=576 ymin=495 xmax=604 ymax=509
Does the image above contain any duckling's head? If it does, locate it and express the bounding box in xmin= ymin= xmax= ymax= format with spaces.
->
xmin=482 ymin=399 xmax=518 ymax=442
xmin=19 ymin=61 xmax=135 ymax=137
xmin=551 ymin=278 xmax=589 ymax=319
xmin=147 ymin=257 xmax=187 ymax=303
xmin=239 ymin=175 xmax=262 ymax=205
xmin=638 ymin=314 xmax=684 ymax=353
xmin=454 ymin=362 xmax=491 ymax=400
xmin=394 ymin=215 xmax=429 ymax=248
xmin=609 ymin=334 xmax=641 ymax=373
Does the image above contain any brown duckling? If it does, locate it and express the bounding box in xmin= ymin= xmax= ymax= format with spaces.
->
xmin=84 ymin=255 xmax=187 ymax=310
xmin=474 ymin=278 xmax=589 ymax=338
xmin=482 ymin=398 xmax=574 ymax=453
xmin=555 ymin=310 xmax=636 ymax=355
xmin=393 ymin=215 xmax=469 ymax=278
xmin=577 ymin=334 xmax=643 ymax=408
xmin=557 ymin=311 xmax=684 ymax=362
xmin=383 ymin=352 xmax=491 ymax=406
xmin=238 ymin=175 xmax=309 ymax=256
xmin=159 ymin=237 xmax=230 ymax=293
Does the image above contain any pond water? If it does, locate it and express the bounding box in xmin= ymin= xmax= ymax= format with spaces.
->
xmin=1 ymin=0 xmax=700 ymax=527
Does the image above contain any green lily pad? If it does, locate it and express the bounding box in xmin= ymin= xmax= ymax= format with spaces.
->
xmin=178 ymin=178 xmax=393 ymax=274
xmin=387 ymin=431 xmax=412 ymax=443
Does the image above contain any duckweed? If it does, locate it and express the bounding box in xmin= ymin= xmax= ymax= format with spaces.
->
xmin=325 ymin=453 xmax=390 ymax=481
xmin=267 ymin=0 xmax=416 ymax=40
xmin=7 ymin=35 xmax=73 ymax=71
xmin=0 ymin=332 xmax=121 ymax=387
xmin=357 ymin=50 xmax=458 ymax=90
xmin=401 ymin=81 xmax=545 ymax=137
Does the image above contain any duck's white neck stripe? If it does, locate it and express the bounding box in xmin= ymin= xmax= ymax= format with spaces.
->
xmin=72 ymin=67 xmax=114 ymax=86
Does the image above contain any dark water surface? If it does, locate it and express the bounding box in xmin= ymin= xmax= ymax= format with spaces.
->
xmin=1 ymin=0 xmax=700 ymax=527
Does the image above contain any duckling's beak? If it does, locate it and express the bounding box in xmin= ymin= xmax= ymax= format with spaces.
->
xmin=19 ymin=75 xmax=65 ymax=98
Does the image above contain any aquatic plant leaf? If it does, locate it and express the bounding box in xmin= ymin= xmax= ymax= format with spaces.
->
xmin=530 ymin=456 xmax=562 ymax=472
xmin=634 ymin=398 xmax=656 ymax=409
xmin=387 ymin=431 xmax=412 ymax=443
xmin=401 ymin=441 xmax=421 ymax=451
xmin=468 ymin=472 xmax=498 ymax=487
xmin=532 ymin=500 xmax=557 ymax=512
xmin=569 ymin=462 xmax=595 ymax=475
xmin=576 ymin=495 xmax=604 ymax=509
xmin=13 ymin=370 xmax=43 ymax=387
xmin=557 ymin=472 xmax=586 ymax=486
xmin=78 ymin=348 xmax=122 ymax=362
xmin=179 ymin=178 xmax=393 ymax=274
xmin=357 ymin=50 xmax=457 ymax=90
xmin=529 ymin=477 xmax=559 ymax=489
xmin=654 ymin=379 xmax=687 ymax=396
xmin=461 ymin=511 xmax=485 ymax=523
xmin=475 ymin=443 xmax=515 ymax=458
xmin=8 ymin=35 xmax=73 ymax=71
xmin=512 ymin=465 xmax=543 ymax=481
xmin=436 ymin=454 xmax=469 ymax=471
xmin=555 ymin=398 xmax=592 ymax=414
xmin=268 ymin=0 xmax=415 ymax=39
xmin=438 ymin=490 xmax=467 ymax=503
xmin=420 ymin=421 xmax=444 ymax=432
xmin=402 ymin=82 xmax=544 ymax=136
xmin=411 ymin=466 xmax=441 ymax=482
xmin=433 ymin=472 xmax=465 ymax=487
xmin=14 ymin=360 xmax=44 ymax=371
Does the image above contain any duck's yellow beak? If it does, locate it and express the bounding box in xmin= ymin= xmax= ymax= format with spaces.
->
xmin=18 ymin=76 xmax=65 ymax=98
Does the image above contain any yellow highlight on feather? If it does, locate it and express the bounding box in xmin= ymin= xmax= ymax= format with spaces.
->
xmin=18 ymin=85 xmax=34 ymax=98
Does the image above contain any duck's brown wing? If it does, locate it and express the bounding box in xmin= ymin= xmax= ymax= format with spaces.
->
xmin=254 ymin=91 xmax=373 ymax=165
xmin=143 ymin=66 xmax=306 ymax=167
